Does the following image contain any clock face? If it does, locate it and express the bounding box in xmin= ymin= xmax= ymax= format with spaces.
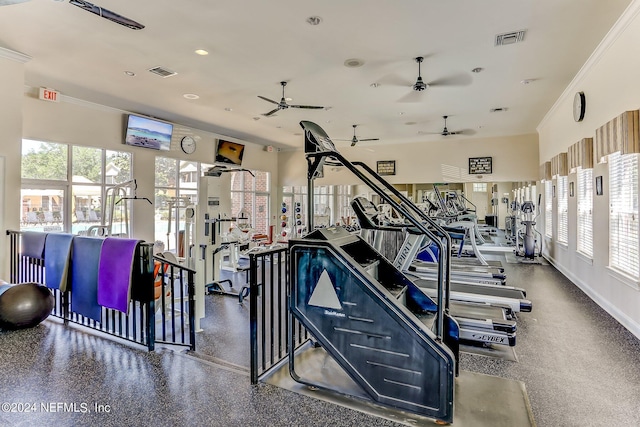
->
xmin=573 ymin=91 xmax=586 ymax=122
xmin=181 ymin=136 xmax=196 ymax=154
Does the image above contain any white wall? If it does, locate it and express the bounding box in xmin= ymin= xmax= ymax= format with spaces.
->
xmin=537 ymin=1 xmax=640 ymax=339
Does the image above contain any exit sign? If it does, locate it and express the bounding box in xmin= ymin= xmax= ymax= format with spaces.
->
xmin=39 ymin=87 xmax=60 ymax=103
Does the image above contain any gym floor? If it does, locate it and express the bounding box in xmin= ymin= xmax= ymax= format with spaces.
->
xmin=1 ymin=252 xmax=640 ymax=426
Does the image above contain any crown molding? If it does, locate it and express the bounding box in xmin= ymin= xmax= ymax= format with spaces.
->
xmin=0 ymin=46 xmax=31 ymax=63
xmin=537 ymin=0 xmax=640 ymax=131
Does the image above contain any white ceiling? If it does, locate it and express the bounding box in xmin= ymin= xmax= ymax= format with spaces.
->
xmin=0 ymin=0 xmax=633 ymax=149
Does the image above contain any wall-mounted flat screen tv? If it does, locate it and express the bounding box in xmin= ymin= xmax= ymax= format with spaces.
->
xmin=215 ymin=140 xmax=245 ymax=166
xmin=124 ymin=114 xmax=173 ymax=151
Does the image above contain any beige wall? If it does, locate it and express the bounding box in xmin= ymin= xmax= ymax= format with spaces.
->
xmin=537 ymin=1 xmax=640 ymax=339
xmin=0 ymin=53 xmax=27 ymax=278
xmin=279 ymin=133 xmax=539 ymax=186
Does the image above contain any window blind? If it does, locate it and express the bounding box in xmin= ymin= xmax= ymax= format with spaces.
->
xmin=545 ymin=181 xmax=553 ymax=238
xmin=577 ymin=168 xmax=593 ymax=257
xmin=557 ymin=176 xmax=568 ymax=244
xmin=609 ymin=151 xmax=639 ymax=278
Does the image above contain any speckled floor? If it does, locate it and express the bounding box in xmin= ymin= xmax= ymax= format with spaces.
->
xmin=1 ymin=252 xmax=640 ymax=427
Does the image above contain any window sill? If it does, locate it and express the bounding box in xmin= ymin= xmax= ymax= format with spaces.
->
xmin=606 ymin=267 xmax=640 ymax=291
xmin=576 ymin=251 xmax=594 ymax=265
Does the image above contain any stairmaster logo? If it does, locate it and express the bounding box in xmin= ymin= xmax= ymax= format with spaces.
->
xmin=308 ymin=269 xmax=344 ymax=317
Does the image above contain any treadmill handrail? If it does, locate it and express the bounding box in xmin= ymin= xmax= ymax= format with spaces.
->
xmin=305 ymin=150 xmax=449 ymax=340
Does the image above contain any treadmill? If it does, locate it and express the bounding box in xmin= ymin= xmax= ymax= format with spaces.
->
xmin=352 ymin=196 xmax=532 ymax=314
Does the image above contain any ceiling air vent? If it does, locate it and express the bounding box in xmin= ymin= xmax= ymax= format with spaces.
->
xmin=495 ymin=30 xmax=526 ymax=46
xmin=148 ymin=66 xmax=177 ymax=78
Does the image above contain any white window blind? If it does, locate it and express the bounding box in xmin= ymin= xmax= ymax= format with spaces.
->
xmin=577 ymin=168 xmax=593 ymax=257
xmin=545 ymin=181 xmax=553 ymax=237
xmin=557 ymin=176 xmax=568 ymax=244
xmin=609 ymin=151 xmax=639 ymax=278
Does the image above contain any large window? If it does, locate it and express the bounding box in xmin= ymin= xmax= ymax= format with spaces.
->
xmin=545 ymin=181 xmax=553 ymax=238
xmin=577 ymin=168 xmax=593 ymax=257
xmin=154 ymin=158 xmax=212 ymax=252
xmin=21 ymin=140 xmax=132 ymax=234
xmin=609 ymin=152 xmax=639 ymax=278
xmin=230 ymin=169 xmax=270 ymax=235
xmin=557 ymin=176 xmax=568 ymax=244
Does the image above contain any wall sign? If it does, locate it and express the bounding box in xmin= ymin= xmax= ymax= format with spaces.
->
xmin=469 ymin=157 xmax=492 ymax=174
xmin=377 ymin=160 xmax=396 ymax=176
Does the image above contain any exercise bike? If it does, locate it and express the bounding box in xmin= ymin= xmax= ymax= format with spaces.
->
xmin=515 ymin=194 xmax=542 ymax=260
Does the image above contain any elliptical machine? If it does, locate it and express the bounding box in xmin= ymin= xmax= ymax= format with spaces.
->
xmin=515 ymin=194 xmax=542 ymax=260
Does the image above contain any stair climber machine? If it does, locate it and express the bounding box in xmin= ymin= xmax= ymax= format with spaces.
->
xmin=291 ymin=121 xmax=458 ymax=422
xmin=514 ymin=194 xmax=543 ymax=261
xmin=350 ymin=196 xmax=518 ymax=350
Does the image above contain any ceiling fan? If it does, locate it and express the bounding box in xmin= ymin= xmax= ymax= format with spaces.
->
xmin=390 ymin=57 xmax=472 ymax=102
xmin=258 ymin=81 xmax=324 ymax=117
xmin=335 ymin=125 xmax=380 ymax=146
xmin=426 ymin=115 xmax=474 ymax=137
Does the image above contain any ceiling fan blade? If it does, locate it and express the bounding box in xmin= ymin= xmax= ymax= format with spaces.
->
xmin=257 ymin=95 xmax=279 ymax=105
xmin=397 ymin=91 xmax=425 ymax=103
xmin=358 ymin=138 xmax=379 ymax=142
xmin=378 ymin=73 xmax=413 ymax=88
xmin=428 ymin=73 xmax=473 ymax=87
xmin=0 ymin=0 xmax=31 ymax=6
xmin=451 ymin=129 xmax=477 ymax=136
xmin=262 ymin=107 xmax=280 ymax=117
xmin=69 ymin=0 xmax=144 ymax=30
xmin=290 ymin=105 xmax=324 ymax=110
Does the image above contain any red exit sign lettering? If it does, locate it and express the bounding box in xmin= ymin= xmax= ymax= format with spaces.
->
xmin=39 ymin=87 xmax=60 ymax=103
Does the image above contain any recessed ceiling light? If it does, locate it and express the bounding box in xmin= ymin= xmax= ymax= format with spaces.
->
xmin=183 ymin=93 xmax=199 ymax=99
xmin=306 ymin=16 xmax=322 ymax=26
xmin=344 ymin=58 xmax=364 ymax=68
xmin=253 ymin=117 xmax=261 ymax=121
xmin=224 ymin=107 xmax=233 ymax=112
xmin=325 ymin=120 xmax=331 ymax=124
xmin=194 ymin=49 xmax=209 ymax=56
xmin=276 ymin=126 xmax=282 ymax=129
xmin=471 ymin=67 xmax=484 ymax=73
xmin=398 ymin=112 xmax=405 ymax=116
xmin=370 ymin=83 xmax=380 ymax=88
xmin=520 ymin=79 xmax=533 ymax=85
xmin=124 ymin=71 xmax=136 ymax=77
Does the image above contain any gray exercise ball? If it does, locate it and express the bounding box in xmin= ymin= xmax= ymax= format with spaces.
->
xmin=0 ymin=283 xmax=54 ymax=329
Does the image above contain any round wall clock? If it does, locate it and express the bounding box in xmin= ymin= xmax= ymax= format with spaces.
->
xmin=181 ymin=136 xmax=197 ymax=154
xmin=573 ymin=91 xmax=586 ymax=122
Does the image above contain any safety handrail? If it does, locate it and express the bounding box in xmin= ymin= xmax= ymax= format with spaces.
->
xmin=306 ymin=151 xmax=449 ymax=340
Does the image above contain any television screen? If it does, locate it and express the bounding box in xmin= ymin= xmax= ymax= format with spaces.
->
xmin=215 ymin=140 xmax=245 ymax=166
xmin=124 ymin=114 xmax=173 ymax=151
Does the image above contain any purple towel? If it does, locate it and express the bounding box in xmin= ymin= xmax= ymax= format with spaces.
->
xmin=21 ymin=231 xmax=47 ymax=259
xmin=97 ymin=238 xmax=140 ymax=314
xmin=70 ymin=236 xmax=103 ymax=322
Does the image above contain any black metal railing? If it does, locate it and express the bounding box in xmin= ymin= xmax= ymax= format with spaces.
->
xmin=6 ymin=230 xmax=196 ymax=351
xmin=153 ymin=254 xmax=196 ymax=350
xmin=248 ymin=245 xmax=309 ymax=384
